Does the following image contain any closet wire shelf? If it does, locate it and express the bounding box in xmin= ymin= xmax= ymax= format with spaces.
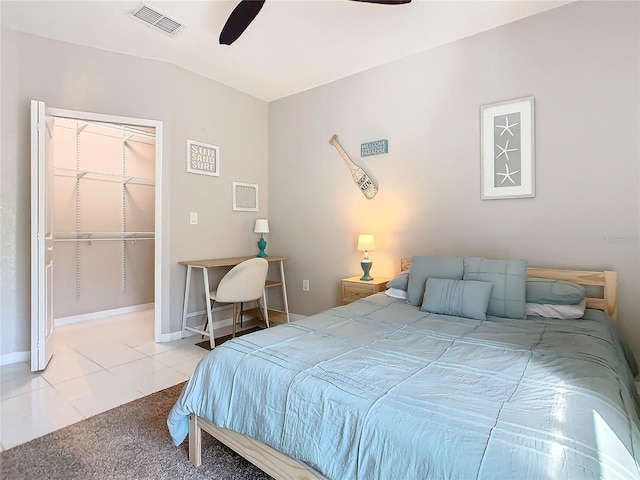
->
xmin=54 ymin=167 xmax=155 ymax=186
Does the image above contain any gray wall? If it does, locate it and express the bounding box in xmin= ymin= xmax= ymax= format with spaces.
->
xmin=0 ymin=28 xmax=268 ymax=359
xmin=269 ymin=2 xmax=640 ymax=354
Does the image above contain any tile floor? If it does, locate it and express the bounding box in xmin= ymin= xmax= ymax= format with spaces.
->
xmin=0 ymin=309 xmax=209 ymax=452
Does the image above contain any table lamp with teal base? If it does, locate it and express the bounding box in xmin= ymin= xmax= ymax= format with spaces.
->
xmin=254 ymin=219 xmax=269 ymax=258
xmin=357 ymin=234 xmax=376 ymax=281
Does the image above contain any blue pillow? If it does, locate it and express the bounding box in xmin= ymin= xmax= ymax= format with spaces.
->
xmin=406 ymin=256 xmax=464 ymax=306
xmin=526 ymin=278 xmax=586 ymax=305
xmin=387 ymin=270 xmax=409 ymax=291
xmin=420 ymin=278 xmax=493 ymax=320
xmin=463 ymin=257 xmax=528 ymax=319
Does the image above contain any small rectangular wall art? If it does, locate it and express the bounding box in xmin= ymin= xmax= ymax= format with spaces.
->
xmin=232 ymin=182 xmax=259 ymax=212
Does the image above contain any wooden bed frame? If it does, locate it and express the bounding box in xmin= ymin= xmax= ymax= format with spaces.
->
xmin=187 ymin=262 xmax=618 ymax=479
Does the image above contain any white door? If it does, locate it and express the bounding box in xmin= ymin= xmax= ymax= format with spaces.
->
xmin=30 ymin=100 xmax=55 ymax=371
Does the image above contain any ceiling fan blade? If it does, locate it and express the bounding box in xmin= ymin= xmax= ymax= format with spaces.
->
xmin=350 ymin=0 xmax=411 ymax=4
xmin=219 ymin=0 xmax=266 ymax=45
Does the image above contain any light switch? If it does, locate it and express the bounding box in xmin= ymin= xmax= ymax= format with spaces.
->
xmin=190 ymin=212 xmax=198 ymax=225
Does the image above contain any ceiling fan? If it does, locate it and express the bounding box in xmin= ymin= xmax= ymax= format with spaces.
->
xmin=219 ymin=0 xmax=412 ymax=45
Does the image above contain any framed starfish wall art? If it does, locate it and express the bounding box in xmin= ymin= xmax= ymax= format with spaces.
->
xmin=480 ymin=96 xmax=535 ymax=199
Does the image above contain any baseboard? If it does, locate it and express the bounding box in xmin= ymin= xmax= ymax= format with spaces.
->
xmin=160 ymin=330 xmax=190 ymax=342
xmin=55 ymin=303 xmax=155 ymax=327
xmin=0 ymin=350 xmax=30 ymax=366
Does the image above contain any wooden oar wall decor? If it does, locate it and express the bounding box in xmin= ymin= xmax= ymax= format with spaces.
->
xmin=329 ymin=134 xmax=378 ymax=199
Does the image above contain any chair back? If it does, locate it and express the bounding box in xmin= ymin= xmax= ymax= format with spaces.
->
xmin=215 ymin=258 xmax=268 ymax=303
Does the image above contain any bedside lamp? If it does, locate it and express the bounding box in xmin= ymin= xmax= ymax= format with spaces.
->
xmin=357 ymin=234 xmax=376 ymax=281
xmin=254 ymin=219 xmax=269 ymax=258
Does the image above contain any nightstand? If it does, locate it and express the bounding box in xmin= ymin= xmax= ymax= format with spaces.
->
xmin=341 ymin=276 xmax=390 ymax=304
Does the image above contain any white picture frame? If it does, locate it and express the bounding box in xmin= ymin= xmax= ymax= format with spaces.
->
xmin=232 ymin=182 xmax=259 ymax=212
xmin=480 ymin=96 xmax=535 ymax=199
xmin=187 ymin=139 xmax=219 ymax=177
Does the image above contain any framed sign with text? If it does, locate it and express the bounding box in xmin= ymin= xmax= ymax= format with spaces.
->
xmin=187 ymin=140 xmax=219 ymax=177
xmin=361 ymin=139 xmax=388 ymax=157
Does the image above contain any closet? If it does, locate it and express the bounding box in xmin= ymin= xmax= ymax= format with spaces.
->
xmin=52 ymin=118 xmax=155 ymax=320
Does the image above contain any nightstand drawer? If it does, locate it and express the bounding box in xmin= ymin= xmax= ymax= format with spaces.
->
xmin=342 ymin=282 xmax=378 ymax=302
xmin=341 ymin=276 xmax=390 ymax=304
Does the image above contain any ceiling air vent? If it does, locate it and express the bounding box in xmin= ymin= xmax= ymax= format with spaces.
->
xmin=130 ymin=3 xmax=184 ymax=35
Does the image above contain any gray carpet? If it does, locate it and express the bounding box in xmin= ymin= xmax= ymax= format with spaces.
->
xmin=0 ymin=382 xmax=272 ymax=480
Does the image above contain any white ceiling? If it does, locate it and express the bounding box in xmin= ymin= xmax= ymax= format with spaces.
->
xmin=1 ymin=0 xmax=571 ymax=101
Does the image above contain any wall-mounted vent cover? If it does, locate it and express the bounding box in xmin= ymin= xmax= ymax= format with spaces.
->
xmin=130 ymin=3 xmax=183 ymax=35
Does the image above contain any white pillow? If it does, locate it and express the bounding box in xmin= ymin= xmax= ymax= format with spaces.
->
xmin=526 ymin=298 xmax=587 ymax=319
xmin=385 ymin=288 xmax=408 ymax=300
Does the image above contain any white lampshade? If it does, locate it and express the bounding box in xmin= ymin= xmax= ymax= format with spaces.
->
xmin=254 ymin=219 xmax=269 ymax=234
xmin=357 ymin=234 xmax=376 ymax=251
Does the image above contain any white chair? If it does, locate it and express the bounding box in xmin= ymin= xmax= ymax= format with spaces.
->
xmin=209 ymin=258 xmax=269 ymax=347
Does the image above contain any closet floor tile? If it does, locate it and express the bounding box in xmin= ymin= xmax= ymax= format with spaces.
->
xmin=53 ymin=370 xmax=143 ymax=418
xmin=40 ymin=351 xmax=105 ymax=385
xmin=171 ymin=356 xmax=206 ymax=377
xmin=130 ymin=368 xmax=189 ymax=396
xmin=152 ymin=344 xmax=207 ymax=367
xmin=0 ymin=385 xmax=84 ymax=450
xmin=107 ymin=357 xmax=168 ymax=382
xmin=133 ymin=339 xmax=183 ymax=356
xmin=80 ymin=345 xmax=148 ymax=369
xmin=0 ymin=362 xmax=50 ymax=400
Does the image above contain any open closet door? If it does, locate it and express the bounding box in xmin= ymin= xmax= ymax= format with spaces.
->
xmin=30 ymin=100 xmax=55 ymax=371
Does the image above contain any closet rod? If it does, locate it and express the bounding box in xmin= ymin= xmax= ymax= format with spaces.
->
xmin=54 ymin=237 xmax=154 ymax=242
xmin=55 ymin=231 xmax=155 ymax=239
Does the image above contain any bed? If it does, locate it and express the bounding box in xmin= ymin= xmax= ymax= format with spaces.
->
xmin=167 ymin=257 xmax=640 ymax=479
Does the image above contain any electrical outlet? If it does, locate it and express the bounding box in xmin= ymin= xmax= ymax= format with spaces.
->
xmin=302 ymin=280 xmax=309 ymax=292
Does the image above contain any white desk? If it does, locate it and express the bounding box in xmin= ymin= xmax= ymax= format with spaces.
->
xmin=179 ymin=256 xmax=290 ymax=348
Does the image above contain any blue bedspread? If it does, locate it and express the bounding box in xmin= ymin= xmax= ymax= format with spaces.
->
xmin=167 ymin=293 xmax=640 ymax=479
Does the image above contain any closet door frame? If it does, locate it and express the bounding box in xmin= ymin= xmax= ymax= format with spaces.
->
xmin=49 ymin=107 xmax=164 ymax=343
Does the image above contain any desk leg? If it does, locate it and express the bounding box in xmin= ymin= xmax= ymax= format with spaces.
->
xmin=261 ymin=291 xmax=269 ymax=328
xmin=262 ymin=289 xmax=269 ymax=327
xmin=181 ymin=265 xmax=193 ymax=336
xmin=280 ymin=260 xmax=290 ymax=323
xmin=203 ymin=267 xmax=215 ymax=349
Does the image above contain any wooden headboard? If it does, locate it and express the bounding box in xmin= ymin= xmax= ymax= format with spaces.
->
xmin=399 ymin=259 xmax=618 ymax=321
